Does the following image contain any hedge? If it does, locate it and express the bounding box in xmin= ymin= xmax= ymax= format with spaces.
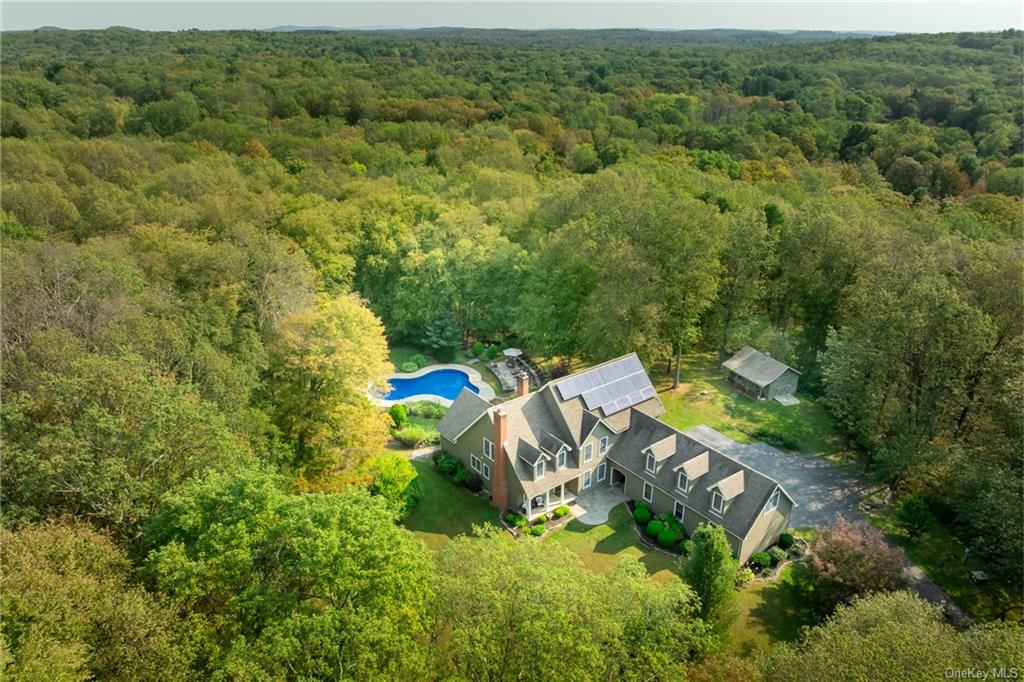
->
xmin=645 ymin=519 xmax=664 ymax=537
xmin=656 ymin=528 xmax=677 ymax=548
xmin=778 ymin=532 xmax=795 ymax=549
xmin=634 ymin=506 xmax=652 ymax=525
xmin=553 ymin=505 xmax=571 ymax=518
xmin=529 ymin=525 xmax=545 ymax=536
xmin=750 ymin=552 xmax=771 ymax=569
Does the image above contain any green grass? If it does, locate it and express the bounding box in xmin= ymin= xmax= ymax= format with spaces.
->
xmin=730 ymin=562 xmax=823 ymax=656
xmin=864 ymin=494 xmax=1021 ymax=622
xmin=453 ymin=348 xmax=510 ymax=398
xmin=652 ymin=353 xmax=843 ymax=457
xmin=401 ymin=459 xmax=497 ymax=551
xmin=388 ymin=345 xmax=431 ymax=370
xmin=552 ymin=504 xmax=681 ymax=583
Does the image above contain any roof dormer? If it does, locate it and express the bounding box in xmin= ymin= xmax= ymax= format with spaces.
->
xmin=643 ymin=434 xmax=676 ymax=474
xmin=706 ymin=470 xmax=744 ymax=515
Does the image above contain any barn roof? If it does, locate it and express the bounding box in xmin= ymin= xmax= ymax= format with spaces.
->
xmin=722 ymin=346 xmax=800 ymax=388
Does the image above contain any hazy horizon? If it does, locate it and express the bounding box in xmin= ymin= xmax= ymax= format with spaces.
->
xmin=3 ymin=2 xmax=1022 ymax=34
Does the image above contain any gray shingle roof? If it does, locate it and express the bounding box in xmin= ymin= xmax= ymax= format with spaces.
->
xmin=437 ymin=388 xmax=492 ymax=441
xmin=608 ymin=411 xmax=785 ymax=540
xmin=722 ymin=346 xmax=800 ymax=388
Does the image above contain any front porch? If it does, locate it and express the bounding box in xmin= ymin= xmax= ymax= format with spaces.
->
xmin=522 ymin=480 xmax=576 ymax=519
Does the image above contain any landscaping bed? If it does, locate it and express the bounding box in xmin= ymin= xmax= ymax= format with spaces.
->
xmin=501 ymin=505 xmax=575 ymax=538
xmin=626 ymin=500 xmax=690 ymax=557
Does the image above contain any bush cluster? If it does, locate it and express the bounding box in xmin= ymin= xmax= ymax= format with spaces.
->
xmin=528 ymin=525 xmax=545 ymax=537
xmin=408 ymin=401 xmax=447 ymax=420
xmin=553 ymin=505 xmax=571 ymax=518
xmin=400 ymin=360 xmax=418 ymax=373
xmin=634 ymin=502 xmax=652 ymax=525
xmin=393 ymin=425 xmax=438 ymax=447
xmin=535 ymin=514 xmax=549 ymax=524
xmin=646 ymin=519 xmax=665 ymax=538
xmin=388 ymin=403 xmax=408 ymax=427
xmin=735 ymin=566 xmax=756 ymax=588
xmin=656 ymin=528 xmax=678 ymax=548
xmin=750 ymin=428 xmax=800 ymax=451
xmin=472 ymin=341 xmax=484 ymax=357
xmin=778 ymin=532 xmax=795 ymax=549
xmin=433 ymin=452 xmax=472 ymax=491
xmin=749 ymin=551 xmax=772 ymax=570
xmin=410 ymin=353 xmax=427 ymax=369
xmin=768 ymin=546 xmax=787 ymax=565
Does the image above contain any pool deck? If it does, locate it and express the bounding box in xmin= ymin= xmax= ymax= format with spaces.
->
xmin=374 ymin=363 xmax=496 ymax=407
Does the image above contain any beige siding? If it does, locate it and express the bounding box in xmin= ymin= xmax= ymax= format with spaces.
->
xmin=738 ymin=492 xmax=793 ymax=563
xmin=442 ymin=416 xmax=494 ymax=492
xmin=578 ymin=423 xmax=616 ymax=489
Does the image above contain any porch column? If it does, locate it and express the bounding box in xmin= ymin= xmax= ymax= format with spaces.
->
xmin=544 ymin=490 xmax=549 ymax=510
xmin=525 ymin=495 xmax=531 ymax=518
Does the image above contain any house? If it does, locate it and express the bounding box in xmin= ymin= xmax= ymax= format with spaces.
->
xmin=722 ymin=346 xmax=800 ymax=401
xmin=437 ymin=353 xmax=794 ymax=563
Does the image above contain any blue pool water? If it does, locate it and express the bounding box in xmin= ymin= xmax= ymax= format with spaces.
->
xmin=386 ymin=368 xmax=479 ymax=401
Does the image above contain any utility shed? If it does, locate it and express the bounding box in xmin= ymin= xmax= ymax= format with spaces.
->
xmin=722 ymin=346 xmax=800 ymax=401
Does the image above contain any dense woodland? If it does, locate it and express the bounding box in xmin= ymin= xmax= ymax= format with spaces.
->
xmin=1 ymin=28 xmax=1022 ymax=679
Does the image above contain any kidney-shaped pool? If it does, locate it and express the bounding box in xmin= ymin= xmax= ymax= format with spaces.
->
xmin=386 ymin=368 xmax=481 ymax=402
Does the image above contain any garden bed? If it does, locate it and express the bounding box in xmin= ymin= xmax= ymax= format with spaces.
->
xmin=501 ymin=505 xmax=575 ymax=538
xmin=625 ymin=500 xmax=690 ymax=557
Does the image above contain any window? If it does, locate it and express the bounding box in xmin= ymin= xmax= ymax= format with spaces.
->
xmin=482 ymin=462 xmax=491 ymax=480
xmin=557 ymin=449 xmax=567 ymax=470
xmin=711 ymin=490 xmax=724 ymax=514
xmin=599 ymin=436 xmax=609 ymax=454
xmin=483 ymin=438 xmax=494 ymax=460
xmin=583 ymin=469 xmax=593 ymax=489
xmin=677 ymin=472 xmax=689 ymax=494
xmin=597 ymin=462 xmax=607 ymax=482
xmin=470 ymin=455 xmax=482 ymax=473
xmin=583 ymin=443 xmax=593 ymax=462
xmin=764 ymin=488 xmax=781 ymax=514
xmin=642 ymin=481 xmax=654 ymax=503
xmin=535 ymin=460 xmax=545 ymax=479
xmin=645 ymin=452 xmax=656 ymax=474
xmin=673 ymin=501 xmax=685 ymax=522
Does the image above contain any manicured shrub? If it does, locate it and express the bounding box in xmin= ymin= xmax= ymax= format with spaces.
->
xmin=472 ymin=341 xmax=484 ymax=356
xmin=435 ymin=453 xmax=457 ymax=476
xmin=410 ymin=353 xmax=427 ymax=369
xmin=514 ymin=516 xmax=529 ymax=528
xmin=634 ymin=505 xmax=652 ymax=525
xmin=388 ymin=403 xmax=407 ymax=427
xmin=452 ymin=463 xmax=469 ymax=486
xmin=400 ymin=360 xmax=418 ymax=373
xmin=504 ymin=512 xmax=516 ymax=523
xmin=486 ymin=344 xmax=499 ymax=359
xmin=645 ymin=519 xmax=665 ymax=538
xmin=656 ymin=528 xmax=678 ymax=548
xmin=394 ymin=425 xmax=433 ymax=447
xmin=553 ymin=505 xmax=571 ymax=518
xmin=750 ymin=552 xmax=772 ymax=570
xmin=778 ymin=532 xmax=795 ymax=549
xmin=529 ymin=525 xmax=545 ymax=537
xmin=768 ymin=546 xmax=787 ymax=565
xmin=464 ymin=472 xmax=483 ymax=493
xmin=735 ymin=566 xmax=755 ymax=588
xmin=535 ymin=514 xmax=549 ymax=524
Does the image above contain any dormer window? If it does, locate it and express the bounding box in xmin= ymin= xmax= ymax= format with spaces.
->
xmin=711 ymin=490 xmax=724 ymax=514
xmin=483 ymin=438 xmax=494 ymax=460
xmin=557 ymin=449 xmax=567 ymax=470
xmin=583 ymin=443 xmax=593 ymax=462
xmin=645 ymin=452 xmax=656 ymax=474
xmin=535 ymin=460 xmax=545 ymax=479
xmin=677 ymin=472 xmax=689 ymax=494
xmin=764 ymin=488 xmax=781 ymax=514
xmin=599 ymin=436 xmax=609 ymax=454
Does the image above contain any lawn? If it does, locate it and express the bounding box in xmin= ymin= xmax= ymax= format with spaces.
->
xmin=552 ymin=504 xmax=681 ymax=583
xmin=863 ymin=494 xmax=1021 ymax=622
xmin=730 ymin=562 xmax=822 ymax=656
xmin=401 ymin=459 xmax=497 ymax=551
xmin=650 ymin=353 xmax=843 ymax=458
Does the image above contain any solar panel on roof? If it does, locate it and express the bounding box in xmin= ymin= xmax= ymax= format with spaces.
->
xmin=554 ymin=355 xmax=656 ymax=416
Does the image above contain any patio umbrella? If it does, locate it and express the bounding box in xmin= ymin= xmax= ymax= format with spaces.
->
xmin=503 ymin=348 xmax=523 ymax=358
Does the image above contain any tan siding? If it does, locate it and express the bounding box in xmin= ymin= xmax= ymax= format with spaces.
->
xmin=738 ymin=493 xmax=793 ymax=563
xmin=443 ymin=415 xmax=494 ymax=492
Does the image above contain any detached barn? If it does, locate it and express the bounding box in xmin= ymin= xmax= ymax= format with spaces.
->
xmin=722 ymin=346 xmax=800 ymax=401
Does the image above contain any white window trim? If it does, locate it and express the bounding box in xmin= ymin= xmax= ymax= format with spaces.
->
xmin=764 ymin=489 xmax=780 ymax=515
xmin=483 ymin=438 xmax=494 ymax=461
xmin=583 ymin=443 xmax=593 ymax=462
xmin=482 ymin=462 xmax=491 ymax=480
xmin=535 ymin=460 xmax=545 ymax=479
xmin=673 ymin=500 xmax=685 ymax=522
xmin=645 ymin=452 xmax=656 ymax=474
xmin=677 ymin=472 xmax=689 ymax=495
xmin=470 ymin=455 xmax=482 ymax=473
xmin=642 ymin=481 xmax=654 ymax=503
xmin=557 ymin=449 xmax=567 ymax=470
xmin=596 ymin=462 xmax=607 ymax=482
xmin=599 ymin=436 xmax=609 ymax=454
xmin=711 ymin=490 xmax=724 ymax=515
xmin=583 ymin=470 xmax=593 ymax=489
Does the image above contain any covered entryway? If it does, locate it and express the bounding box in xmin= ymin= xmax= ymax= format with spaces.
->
xmin=610 ymin=467 xmax=626 ymax=491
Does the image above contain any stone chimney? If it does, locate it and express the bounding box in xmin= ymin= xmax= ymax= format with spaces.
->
xmin=516 ymin=373 xmax=530 ymax=398
xmin=490 ymin=408 xmax=510 ymax=511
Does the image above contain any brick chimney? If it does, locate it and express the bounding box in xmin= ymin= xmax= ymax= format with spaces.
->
xmin=515 ymin=373 xmax=530 ymax=398
xmin=490 ymin=408 xmax=510 ymax=511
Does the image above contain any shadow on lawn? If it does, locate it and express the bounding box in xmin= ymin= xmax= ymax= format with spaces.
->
xmin=747 ymin=563 xmax=825 ymax=644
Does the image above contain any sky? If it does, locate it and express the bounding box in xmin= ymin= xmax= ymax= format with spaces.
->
xmin=2 ymin=1 xmax=1021 ymax=33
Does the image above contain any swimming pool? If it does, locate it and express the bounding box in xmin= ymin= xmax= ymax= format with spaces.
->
xmin=386 ymin=368 xmax=481 ymax=401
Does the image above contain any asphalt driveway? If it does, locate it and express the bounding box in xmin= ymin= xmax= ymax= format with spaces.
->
xmin=683 ymin=424 xmax=872 ymax=528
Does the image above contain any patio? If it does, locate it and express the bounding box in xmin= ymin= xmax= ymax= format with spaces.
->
xmin=572 ymin=485 xmax=627 ymax=526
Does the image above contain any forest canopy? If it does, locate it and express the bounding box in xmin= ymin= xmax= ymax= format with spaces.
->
xmin=1 ymin=27 xmax=1022 ymax=680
